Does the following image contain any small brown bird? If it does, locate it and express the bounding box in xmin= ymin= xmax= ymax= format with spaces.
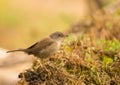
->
xmin=7 ymin=31 xmax=67 ymax=60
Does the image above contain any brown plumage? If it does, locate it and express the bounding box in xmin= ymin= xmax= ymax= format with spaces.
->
xmin=7 ymin=31 xmax=67 ymax=59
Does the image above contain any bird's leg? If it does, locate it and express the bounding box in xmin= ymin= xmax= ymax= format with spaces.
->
xmin=32 ymin=58 xmax=49 ymax=73
xmin=41 ymin=58 xmax=51 ymax=72
xmin=32 ymin=58 xmax=43 ymax=71
xmin=33 ymin=58 xmax=50 ymax=72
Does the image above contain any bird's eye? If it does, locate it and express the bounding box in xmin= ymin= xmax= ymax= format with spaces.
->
xmin=58 ymin=34 xmax=61 ymax=36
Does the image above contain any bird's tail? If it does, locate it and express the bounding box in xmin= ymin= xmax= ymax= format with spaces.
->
xmin=7 ymin=49 xmax=26 ymax=53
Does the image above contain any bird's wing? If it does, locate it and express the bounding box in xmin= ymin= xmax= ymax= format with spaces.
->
xmin=27 ymin=42 xmax=38 ymax=49
xmin=26 ymin=37 xmax=55 ymax=52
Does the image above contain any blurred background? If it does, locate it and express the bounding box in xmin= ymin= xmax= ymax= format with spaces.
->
xmin=0 ymin=0 xmax=87 ymax=49
xmin=0 ymin=0 xmax=118 ymax=49
xmin=0 ymin=0 xmax=120 ymax=85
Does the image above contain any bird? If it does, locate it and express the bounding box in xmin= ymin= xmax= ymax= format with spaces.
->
xmin=7 ymin=31 xmax=68 ymax=60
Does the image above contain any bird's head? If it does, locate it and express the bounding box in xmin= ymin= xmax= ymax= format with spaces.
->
xmin=50 ymin=31 xmax=68 ymax=41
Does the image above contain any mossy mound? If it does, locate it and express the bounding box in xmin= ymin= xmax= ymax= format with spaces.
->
xmin=18 ymin=12 xmax=120 ymax=85
xmin=18 ymin=38 xmax=120 ymax=85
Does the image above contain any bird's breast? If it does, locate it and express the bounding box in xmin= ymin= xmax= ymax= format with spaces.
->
xmin=56 ymin=41 xmax=61 ymax=50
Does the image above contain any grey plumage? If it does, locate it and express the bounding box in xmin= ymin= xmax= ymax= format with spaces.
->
xmin=7 ymin=31 xmax=67 ymax=59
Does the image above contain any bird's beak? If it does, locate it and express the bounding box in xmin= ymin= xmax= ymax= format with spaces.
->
xmin=64 ymin=34 xmax=68 ymax=37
